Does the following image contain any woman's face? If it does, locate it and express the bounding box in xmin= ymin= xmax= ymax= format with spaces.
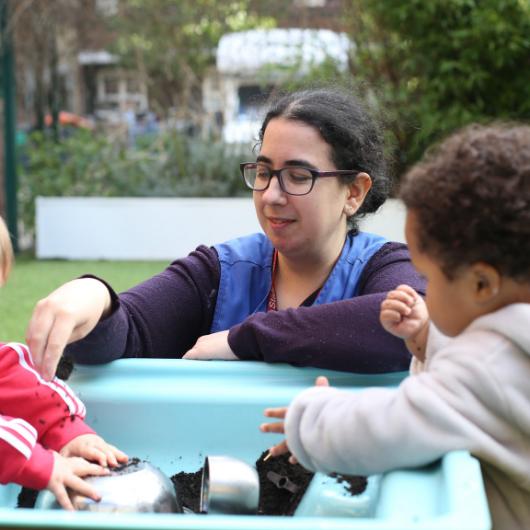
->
xmin=254 ymin=118 xmax=353 ymax=262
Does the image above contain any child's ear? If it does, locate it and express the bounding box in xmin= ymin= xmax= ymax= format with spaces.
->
xmin=471 ymin=262 xmax=500 ymax=303
xmin=344 ymin=172 xmax=372 ymax=216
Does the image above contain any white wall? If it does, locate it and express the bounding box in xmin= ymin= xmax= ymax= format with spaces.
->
xmin=36 ymin=197 xmax=406 ymax=261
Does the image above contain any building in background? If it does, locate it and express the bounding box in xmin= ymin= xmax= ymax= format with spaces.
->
xmin=205 ymin=27 xmax=351 ymax=143
xmin=13 ymin=0 xmax=345 ymax=138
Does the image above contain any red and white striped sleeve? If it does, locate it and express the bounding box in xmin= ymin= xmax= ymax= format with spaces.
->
xmin=0 ymin=342 xmax=94 ymax=487
xmin=0 ymin=414 xmax=54 ymax=489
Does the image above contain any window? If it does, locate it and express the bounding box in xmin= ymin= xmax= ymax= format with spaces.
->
xmin=126 ymin=78 xmax=140 ymax=94
xmin=238 ymin=85 xmax=273 ymax=119
xmin=103 ymin=77 xmax=119 ymax=96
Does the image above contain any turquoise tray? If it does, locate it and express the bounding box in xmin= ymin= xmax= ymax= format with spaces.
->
xmin=0 ymin=359 xmax=491 ymax=529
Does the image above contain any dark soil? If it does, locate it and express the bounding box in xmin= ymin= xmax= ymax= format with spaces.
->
xmin=329 ymin=472 xmax=368 ymax=496
xmin=255 ymin=450 xmax=313 ymax=515
xmin=170 ymin=468 xmax=202 ymax=513
xmin=55 ymin=353 xmax=74 ymax=381
xmin=18 ymin=450 xmax=367 ymax=514
xmin=170 ymin=449 xmax=367 ymax=516
xmin=17 ymin=487 xmax=38 ymax=509
xmin=19 ymin=357 xmax=367 ymax=513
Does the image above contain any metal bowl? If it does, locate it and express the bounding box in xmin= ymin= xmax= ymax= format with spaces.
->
xmin=36 ymin=460 xmax=182 ymax=513
xmin=200 ymin=455 xmax=259 ymax=515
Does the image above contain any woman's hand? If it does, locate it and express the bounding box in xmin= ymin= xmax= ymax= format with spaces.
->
xmin=182 ymin=330 xmax=238 ymax=360
xmin=26 ymin=279 xmax=113 ymax=381
xmin=380 ymin=284 xmax=429 ymax=361
xmin=60 ymin=434 xmax=128 ymax=468
xmin=47 ymin=452 xmax=109 ymax=511
xmin=260 ymin=376 xmax=330 ymax=464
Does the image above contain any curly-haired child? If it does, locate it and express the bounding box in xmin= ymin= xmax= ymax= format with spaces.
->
xmin=0 ymin=218 xmax=128 ymax=509
xmin=261 ymin=124 xmax=530 ymax=530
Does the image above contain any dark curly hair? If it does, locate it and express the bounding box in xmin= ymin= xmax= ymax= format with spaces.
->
xmin=258 ymin=88 xmax=390 ymax=231
xmin=400 ymin=123 xmax=530 ymax=281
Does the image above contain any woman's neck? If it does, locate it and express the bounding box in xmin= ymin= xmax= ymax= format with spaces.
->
xmin=274 ymin=230 xmax=347 ymax=309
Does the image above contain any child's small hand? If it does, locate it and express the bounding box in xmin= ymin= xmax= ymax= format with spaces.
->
xmin=260 ymin=376 xmax=330 ymax=464
xmin=47 ymin=452 xmax=110 ymax=511
xmin=380 ymin=284 xmax=428 ymax=338
xmin=260 ymin=406 xmax=294 ymax=461
xmin=380 ymin=284 xmax=429 ymax=360
xmin=60 ymin=434 xmax=128 ymax=468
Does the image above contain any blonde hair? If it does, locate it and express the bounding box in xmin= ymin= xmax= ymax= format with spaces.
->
xmin=0 ymin=217 xmax=13 ymax=285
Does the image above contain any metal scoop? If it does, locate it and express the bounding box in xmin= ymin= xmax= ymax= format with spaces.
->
xmin=36 ymin=460 xmax=182 ymax=513
xmin=200 ymin=456 xmax=259 ymax=514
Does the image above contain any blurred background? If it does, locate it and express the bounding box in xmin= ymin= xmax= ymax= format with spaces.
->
xmin=0 ymin=0 xmax=529 ymax=338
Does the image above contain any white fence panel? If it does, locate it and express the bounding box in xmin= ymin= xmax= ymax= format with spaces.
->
xmin=36 ymin=197 xmax=406 ymax=261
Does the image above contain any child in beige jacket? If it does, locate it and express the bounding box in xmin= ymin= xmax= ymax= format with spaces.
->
xmin=262 ymin=124 xmax=530 ymax=530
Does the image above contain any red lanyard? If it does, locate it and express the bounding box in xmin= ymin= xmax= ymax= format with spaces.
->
xmin=267 ymin=250 xmax=326 ymax=311
xmin=267 ymin=250 xmax=279 ymax=312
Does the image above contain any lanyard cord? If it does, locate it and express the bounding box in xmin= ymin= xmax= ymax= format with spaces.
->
xmin=267 ymin=249 xmax=279 ymax=312
xmin=267 ymin=249 xmax=337 ymax=311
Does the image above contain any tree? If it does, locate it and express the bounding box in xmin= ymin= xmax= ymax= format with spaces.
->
xmin=108 ymin=0 xmax=276 ymax=125
xmin=11 ymin=0 xmax=108 ymax=133
xmin=343 ymin=0 xmax=530 ymax=173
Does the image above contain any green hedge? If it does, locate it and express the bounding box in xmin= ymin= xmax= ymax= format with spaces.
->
xmin=18 ymin=129 xmax=253 ymax=239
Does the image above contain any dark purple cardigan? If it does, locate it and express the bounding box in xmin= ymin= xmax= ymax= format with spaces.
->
xmin=67 ymin=241 xmax=425 ymax=373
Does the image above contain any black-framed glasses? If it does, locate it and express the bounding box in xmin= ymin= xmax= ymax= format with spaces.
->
xmin=240 ymin=162 xmax=360 ymax=196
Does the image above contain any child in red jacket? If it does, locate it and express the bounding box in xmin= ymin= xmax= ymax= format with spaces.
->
xmin=0 ymin=218 xmax=127 ymax=509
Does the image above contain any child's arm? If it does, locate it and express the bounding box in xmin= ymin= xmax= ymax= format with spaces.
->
xmin=0 ymin=414 xmax=53 ymax=489
xmin=0 ymin=342 xmax=127 ymax=466
xmin=0 ymin=413 xmax=107 ymax=507
xmin=379 ymin=284 xmax=429 ymax=362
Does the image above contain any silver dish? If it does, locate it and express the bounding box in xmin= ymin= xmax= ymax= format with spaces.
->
xmin=35 ymin=460 xmax=181 ymax=513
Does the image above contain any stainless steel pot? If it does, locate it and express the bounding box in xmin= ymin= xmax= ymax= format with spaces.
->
xmin=36 ymin=460 xmax=182 ymax=513
xmin=200 ymin=455 xmax=259 ymax=515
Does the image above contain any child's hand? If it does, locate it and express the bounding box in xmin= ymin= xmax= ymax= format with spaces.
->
xmin=380 ymin=284 xmax=429 ymax=361
xmin=60 ymin=434 xmax=128 ymax=468
xmin=260 ymin=376 xmax=329 ymax=464
xmin=260 ymin=406 xmax=293 ymax=461
xmin=47 ymin=452 xmax=109 ymax=511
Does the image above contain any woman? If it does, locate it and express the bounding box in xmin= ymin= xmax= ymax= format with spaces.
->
xmin=27 ymin=88 xmax=424 ymax=381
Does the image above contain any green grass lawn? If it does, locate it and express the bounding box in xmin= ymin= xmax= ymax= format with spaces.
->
xmin=0 ymin=256 xmax=168 ymax=342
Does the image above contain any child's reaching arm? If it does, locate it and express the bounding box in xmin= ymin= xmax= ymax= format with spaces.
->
xmin=0 ymin=342 xmax=127 ymax=465
xmin=0 ymin=416 xmax=108 ymax=509
xmin=0 ymin=342 xmax=94 ymax=445
xmin=0 ymin=342 xmax=127 ymax=507
xmin=0 ymin=414 xmax=54 ymax=489
xmin=379 ymin=284 xmax=430 ymax=363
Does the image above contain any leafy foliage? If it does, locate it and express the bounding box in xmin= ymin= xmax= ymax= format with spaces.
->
xmin=343 ymin=0 xmax=530 ymax=171
xmin=18 ymin=129 xmax=252 ymax=239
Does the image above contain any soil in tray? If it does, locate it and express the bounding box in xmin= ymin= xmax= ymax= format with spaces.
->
xmin=18 ymin=449 xmax=367 ymax=514
xmin=171 ymin=449 xmax=367 ymax=516
xmin=17 ymin=358 xmax=367 ymax=513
